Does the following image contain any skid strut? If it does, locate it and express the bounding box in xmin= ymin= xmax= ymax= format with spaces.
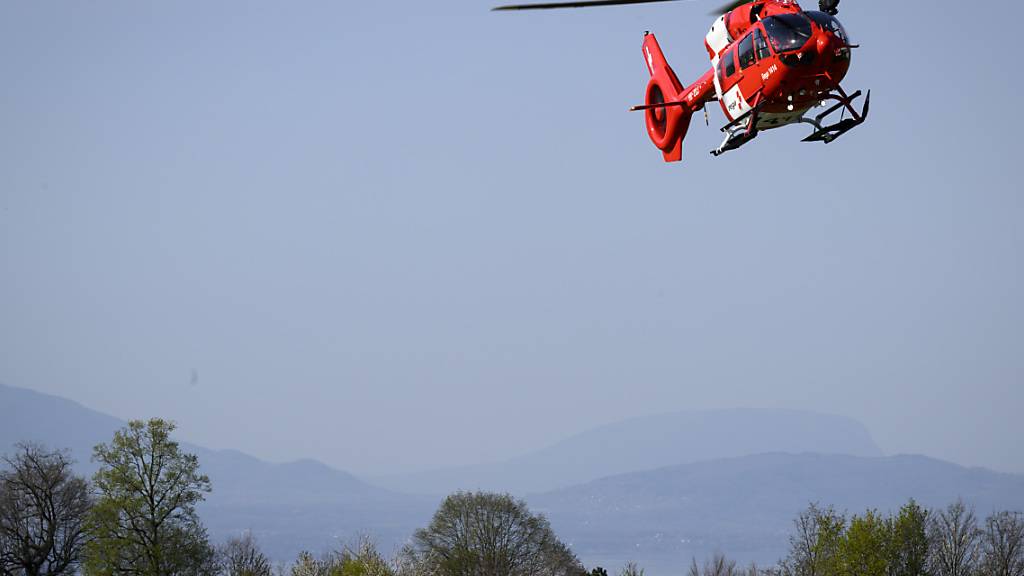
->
xmin=712 ymin=98 xmax=763 ymax=157
xmin=801 ymin=87 xmax=871 ymax=144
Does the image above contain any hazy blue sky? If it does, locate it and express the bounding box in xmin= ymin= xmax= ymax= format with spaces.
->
xmin=1 ymin=0 xmax=1021 ymax=476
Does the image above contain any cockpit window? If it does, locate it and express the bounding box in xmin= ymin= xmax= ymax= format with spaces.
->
xmin=754 ymin=28 xmax=770 ymax=61
xmin=762 ymin=14 xmax=813 ymax=53
xmin=806 ymin=10 xmax=850 ymax=44
xmin=720 ymin=48 xmax=736 ymax=79
xmin=738 ymin=34 xmax=755 ymax=70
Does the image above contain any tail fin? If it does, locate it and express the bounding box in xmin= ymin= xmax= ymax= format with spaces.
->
xmin=641 ymin=33 xmax=693 ymax=163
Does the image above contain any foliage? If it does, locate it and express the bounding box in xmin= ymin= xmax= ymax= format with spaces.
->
xmin=888 ymin=500 xmax=929 ymax=576
xmin=337 ymin=537 xmax=395 ymax=576
xmin=82 ymin=419 xmax=217 ymax=576
xmin=688 ymin=554 xmax=738 ymax=576
xmin=289 ymin=540 xmax=395 ymax=576
xmin=782 ymin=503 xmax=845 ymax=576
xmin=838 ymin=510 xmax=889 ymax=576
xmin=409 ymin=491 xmax=584 ymax=576
xmin=0 ymin=444 xmax=92 ymax=576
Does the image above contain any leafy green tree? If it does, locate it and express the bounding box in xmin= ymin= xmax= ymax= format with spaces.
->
xmin=289 ymin=541 xmax=395 ymax=576
xmin=783 ymin=504 xmax=846 ymax=576
xmin=291 ymin=551 xmax=327 ymax=576
xmin=590 ymin=568 xmax=609 ymax=576
xmin=409 ymin=491 xmax=584 ymax=576
xmin=83 ymin=419 xmax=217 ymax=576
xmin=888 ymin=500 xmax=929 ymax=576
xmin=839 ymin=510 xmax=890 ymax=576
xmin=0 ymin=444 xmax=92 ymax=576
xmin=338 ymin=538 xmax=395 ymax=576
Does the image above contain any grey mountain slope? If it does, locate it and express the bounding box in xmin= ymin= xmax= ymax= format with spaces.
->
xmin=0 ymin=383 xmax=435 ymax=559
xmin=374 ymin=408 xmax=883 ymax=495
xmin=0 ymin=383 xmax=387 ymax=499
xmin=0 ymin=382 xmax=125 ymax=476
xmin=530 ymin=452 xmax=1024 ymax=574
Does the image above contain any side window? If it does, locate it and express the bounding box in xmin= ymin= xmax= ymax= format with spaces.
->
xmin=738 ymin=34 xmax=755 ymax=69
xmin=754 ymin=29 xmax=771 ymax=61
xmin=720 ymin=49 xmax=736 ymax=79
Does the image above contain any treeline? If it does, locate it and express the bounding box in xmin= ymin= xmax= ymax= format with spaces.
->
xmin=1 ymin=418 xmax=1022 ymax=576
xmin=685 ymin=501 xmax=1024 ymax=576
xmin=0 ymin=419 xmax=584 ymax=576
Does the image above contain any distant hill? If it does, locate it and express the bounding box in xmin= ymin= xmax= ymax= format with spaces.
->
xmin=530 ymin=453 xmax=1024 ymax=574
xmin=0 ymin=383 xmax=435 ymax=560
xmin=5 ymin=383 xmax=1022 ymax=576
xmin=0 ymin=383 xmax=124 ymax=476
xmin=374 ymin=408 xmax=883 ymax=494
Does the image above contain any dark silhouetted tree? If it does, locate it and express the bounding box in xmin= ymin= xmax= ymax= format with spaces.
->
xmin=981 ymin=511 xmax=1024 ymax=576
xmin=0 ymin=444 xmax=91 ymax=576
xmin=927 ymin=500 xmax=980 ymax=576
xmin=220 ymin=533 xmax=272 ymax=576
xmin=409 ymin=491 xmax=583 ymax=576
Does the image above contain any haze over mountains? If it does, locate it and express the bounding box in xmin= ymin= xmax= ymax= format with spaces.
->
xmin=3 ymin=382 xmax=1023 ymax=574
xmin=533 ymin=453 xmax=1024 ymax=572
xmin=374 ymin=408 xmax=882 ymax=494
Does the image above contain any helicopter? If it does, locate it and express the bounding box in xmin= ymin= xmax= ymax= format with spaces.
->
xmin=493 ymin=0 xmax=869 ymax=162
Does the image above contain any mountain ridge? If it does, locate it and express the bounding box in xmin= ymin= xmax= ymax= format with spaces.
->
xmin=530 ymin=451 xmax=1024 ymax=573
xmin=6 ymin=382 xmax=1023 ymax=575
xmin=373 ymin=407 xmax=884 ymax=494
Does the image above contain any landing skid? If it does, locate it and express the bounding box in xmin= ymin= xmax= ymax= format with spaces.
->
xmin=801 ymin=87 xmax=870 ymax=144
xmin=710 ymin=86 xmax=870 ymax=156
xmin=711 ymin=104 xmax=761 ymax=157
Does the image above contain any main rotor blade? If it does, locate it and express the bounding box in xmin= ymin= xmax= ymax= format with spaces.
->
xmin=493 ymin=0 xmax=684 ymax=11
xmin=709 ymin=0 xmax=751 ymax=16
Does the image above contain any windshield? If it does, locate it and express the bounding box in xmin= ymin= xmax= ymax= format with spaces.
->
xmin=806 ymin=10 xmax=851 ymax=44
xmin=762 ymin=14 xmax=813 ymax=53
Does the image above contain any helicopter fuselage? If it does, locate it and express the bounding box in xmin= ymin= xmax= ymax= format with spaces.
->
xmin=638 ymin=0 xmax=869 ymax=161
xmin=706 ymin=0 xmax=852 ymax=129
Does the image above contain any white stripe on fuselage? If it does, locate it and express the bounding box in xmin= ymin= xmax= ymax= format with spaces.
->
xmin=722 ymin=84 xmax=752 ymax=122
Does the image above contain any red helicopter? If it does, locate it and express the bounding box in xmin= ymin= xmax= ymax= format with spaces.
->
xmin=494 ymin=0 xmax=869 ymax=163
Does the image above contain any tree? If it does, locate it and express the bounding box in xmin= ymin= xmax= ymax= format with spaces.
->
xmin=291 ymin=551 xmax=328 ymax=576
xmin=927 ymin=500 xmax=981 ymax=576
xmin=220 ymin=533 xmax=272 ymax=576
xmin=839 ymin=510 xmax=890 ymax=576
xmin=0 ymin=444 xmax=91 ymax=576
xmin=688 ymin=554 xmax=738 ymax=576
xmin=783 ymin=504 xmax=845 ymax=576
xmin=83 ymin=419 xmax=217 ymax=576
xmin=888 ymin=500 xmax=929 ymax=576
xmin=409 ymin=491 xmax=584 ymax=576
xmin=289 ymin=541 xmax=395 ymax=576
xmin=337 ymin=537 xmax=396 ymax=576
xmin=980 ymin=511 xmax=1024 ymax=576
xmin=618 ymin=562 xmax=643 ymax=576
